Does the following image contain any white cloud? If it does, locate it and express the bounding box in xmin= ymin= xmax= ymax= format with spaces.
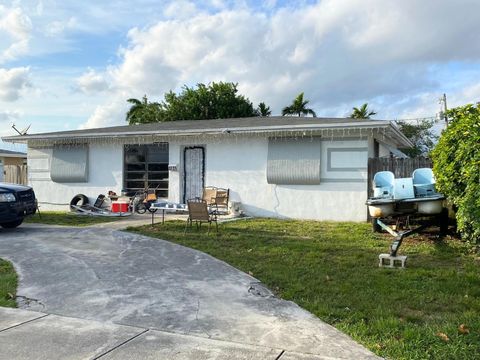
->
xmin=81 ymin=96 xmax=128 ymax=129
xmin=0 ymin=110 xmax=21 ymax=137
xmin=39 ymin=0 xmax=475 ymax=129
xmin=0 ymin=67 xmax=31 ymax=101
xmin=76 ymin=68 xmax=110 ymax=94
xmin=0 ymin=109 xmax=20 ymax=123
xmin=45 ymin=17 xmax=78 ymax=37
xmin=0 ymin=1 xmax=476 ymax=133
xmin=163 ymin=1 xmax=199 ymax=19
xmin=0 ymin=5 xmax=32 ymax=63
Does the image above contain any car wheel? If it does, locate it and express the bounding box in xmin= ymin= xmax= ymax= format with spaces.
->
xmin=1 ymin=219 xmax=23 ymax=229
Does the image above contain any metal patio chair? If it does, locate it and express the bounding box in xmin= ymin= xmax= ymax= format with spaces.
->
xmin=185 ymin=199 xmax=218 ymax=234
xmin=202 ymin=186 xmax=230 ymax=214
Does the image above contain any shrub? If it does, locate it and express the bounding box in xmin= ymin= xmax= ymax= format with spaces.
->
xmin=431 ymin=103 xmax=480 ymax=243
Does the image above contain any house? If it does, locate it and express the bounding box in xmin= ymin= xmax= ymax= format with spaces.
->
xmin=0 ymin=149 xmax=27 ymax=183
xmin=2 ymin=116 xmax=412 ymax=221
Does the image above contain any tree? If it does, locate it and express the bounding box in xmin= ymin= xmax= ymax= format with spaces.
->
xmin=349 ymin=103 xmax=377 ymax=119
xmin=126 ymin=83 xmax=258 ymax=124
xmin=126 ymin=95 xmax=163 ymax=125
xmin=256 ymin=102 xmax=271 ymax=117
xmin=396 ymin=119 xmax=438 ymax=157
xmin=431 ymin=103 xmax=480 ymax=244
xmin=160 ymin=82 xmax=257 ymax=121
xmin=282 ymin=92 xmax=316 ymax=117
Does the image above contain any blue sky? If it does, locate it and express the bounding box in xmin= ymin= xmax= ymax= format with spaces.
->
xmin=1 ymin=0 xmax=480 ymax=151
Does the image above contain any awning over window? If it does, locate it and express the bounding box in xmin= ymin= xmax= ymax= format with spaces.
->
xmin=267 ymin=137 xmax=321 ymax=185
xmin=51 ymin=145 xmax=88 ymax=183
xmin=379 ymin=141 xmax=409 ymax=158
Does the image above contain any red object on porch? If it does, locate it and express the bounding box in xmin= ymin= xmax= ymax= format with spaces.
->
xmin=111 ymin=201 xmax=129 ymax=213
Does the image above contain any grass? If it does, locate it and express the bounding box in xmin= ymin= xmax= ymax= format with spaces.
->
xmin=25 ymin=211 xmax=125 ymax=226
xmin=128 ymin=219 xmax=480 ymax=360
xmin=0 ymin=259 xmax=17 ymax=308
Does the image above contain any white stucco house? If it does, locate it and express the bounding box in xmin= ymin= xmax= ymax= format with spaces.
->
xmin=2 ymin=116 xmax=412 ymax=221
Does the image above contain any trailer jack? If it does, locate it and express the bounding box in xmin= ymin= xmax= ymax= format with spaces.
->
xmin=376 ymin=219 xmax=429 ymax=268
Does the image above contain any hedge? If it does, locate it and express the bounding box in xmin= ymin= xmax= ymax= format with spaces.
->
xmin=431 ymin=103 xmax=480 ymax=243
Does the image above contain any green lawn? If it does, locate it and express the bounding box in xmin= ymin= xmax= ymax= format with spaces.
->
xmin=128 ymin=219 xmax=480 ymax=360
xmin=25 ymin=211 xmax=125 ymax=226
xmin=0 ymin=259 xmax=17 ymax=308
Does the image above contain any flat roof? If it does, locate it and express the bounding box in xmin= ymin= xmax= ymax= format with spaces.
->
xmin=0 ymin=149 xmax=27 ymax=158
xmin=1 ymin=116 xmax=413 ymax=147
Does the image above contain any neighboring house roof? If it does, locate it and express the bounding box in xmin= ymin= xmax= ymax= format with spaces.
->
xmin=0 ymin=149 xmax=27 ymax=158
xmin=1 ymin=116 xmax=413 ymax=148
xmin=378 ymin=141 xmax=409 ymax=158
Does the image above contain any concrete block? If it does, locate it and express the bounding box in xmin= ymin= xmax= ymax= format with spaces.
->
xmin=379 ymin=254 xmax=407 ymax=268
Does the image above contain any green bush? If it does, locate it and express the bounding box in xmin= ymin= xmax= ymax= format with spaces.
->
xmin=431 ymin=103 xmax=480 ymax=243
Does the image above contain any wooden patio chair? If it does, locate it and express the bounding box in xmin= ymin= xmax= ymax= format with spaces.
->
xmin=185 ymin=199 xmax=218 ymax=234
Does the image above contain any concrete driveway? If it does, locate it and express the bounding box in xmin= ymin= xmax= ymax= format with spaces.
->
xmin=0 ymin=223 xmax=379 ymax=359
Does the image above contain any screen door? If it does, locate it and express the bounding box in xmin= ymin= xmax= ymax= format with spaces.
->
xmin=183 ymin=146 xmax=205 ymax=202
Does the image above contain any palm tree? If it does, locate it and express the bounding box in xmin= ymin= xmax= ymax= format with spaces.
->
xmin=282 ymin=92 xmax=316 ymax=117
xmin=349 ymin=103 xmax=377 ymax=119
xmin=257 ymin=102 xmax=271 ymax=117
xmin=126 ymin=95 xmax=163 ymax=124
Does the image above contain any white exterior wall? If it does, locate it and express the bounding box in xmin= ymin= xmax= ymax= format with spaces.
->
xmin=168 ymin=137 xmax=369 ymax=221
xmin=28 ymin=144 xmax=124 ymax=210
xmin=28 ymin=135 xmax=373 ymax=220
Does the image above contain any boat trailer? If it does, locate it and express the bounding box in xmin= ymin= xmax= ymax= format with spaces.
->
xmin=366 ymin=168 xmax=448 ymax=268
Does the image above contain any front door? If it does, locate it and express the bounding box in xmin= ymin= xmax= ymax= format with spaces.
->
xmin=183 ymin=146 xmax=205 ymax=202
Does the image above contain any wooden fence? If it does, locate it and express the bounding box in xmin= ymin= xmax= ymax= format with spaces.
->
xmin=4 ymin=165 xmax=28 ymax=185
xmin=367 ymin=157 xmax=433 ymax=198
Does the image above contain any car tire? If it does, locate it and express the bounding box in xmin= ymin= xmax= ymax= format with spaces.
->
xmin=1 ymin=219 xmax=23 ymax=229
xmin=70 ymin=194 xmax=89 ymax=211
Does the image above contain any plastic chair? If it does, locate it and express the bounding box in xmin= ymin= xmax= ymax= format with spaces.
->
xmin=373 ymin=171 xmax=395 ymax=198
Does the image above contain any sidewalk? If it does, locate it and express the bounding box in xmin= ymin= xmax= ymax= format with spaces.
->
xmin=0 ymin=307 xmax=351 ymax=359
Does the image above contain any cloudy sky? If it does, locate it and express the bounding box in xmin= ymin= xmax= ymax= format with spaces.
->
xmin=1 ymin=0 xmax=480 ymax=150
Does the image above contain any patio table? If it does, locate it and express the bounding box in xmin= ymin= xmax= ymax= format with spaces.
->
xmin=149 ymin=202 xmax=187 ymax=225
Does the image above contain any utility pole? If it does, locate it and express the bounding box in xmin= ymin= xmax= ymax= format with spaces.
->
xmin=441 ymin=93 xmax=448 ymax=126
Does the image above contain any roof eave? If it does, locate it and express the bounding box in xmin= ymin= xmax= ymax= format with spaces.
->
xmin=2 ymin=120 xmax=393 ymax=143
xmin=387 ymin=122 xmax=414 ymax=148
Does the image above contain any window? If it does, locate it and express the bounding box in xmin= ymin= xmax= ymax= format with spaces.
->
xmin=124 ymin=144 xmax=169 ymax=197
xmin=51 ymin=145 xmax=88 ymax=183
xmin=267 ymin=137 xmax=321 ymax=185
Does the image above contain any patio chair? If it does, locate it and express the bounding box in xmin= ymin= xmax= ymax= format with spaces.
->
xmin=213 ymin=188 xmax=229 ymax=214
xmin=185 ymin=199 xmax=218 ymax=234
xmin=202 ymin=186 xmax=230 ymax=214
xmin=202 ymin=186 xmax=218 ymax=206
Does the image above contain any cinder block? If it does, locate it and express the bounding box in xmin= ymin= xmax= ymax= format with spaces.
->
xmin=379 ymin=254 xmax=407 ymax=268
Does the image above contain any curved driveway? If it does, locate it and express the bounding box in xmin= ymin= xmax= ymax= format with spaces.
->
xmin=0 ymin=223 xmax=378 ymax=359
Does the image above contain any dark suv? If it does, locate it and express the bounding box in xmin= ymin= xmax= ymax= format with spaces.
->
xmin=0 ymin=183 xmax=36 ymax=228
